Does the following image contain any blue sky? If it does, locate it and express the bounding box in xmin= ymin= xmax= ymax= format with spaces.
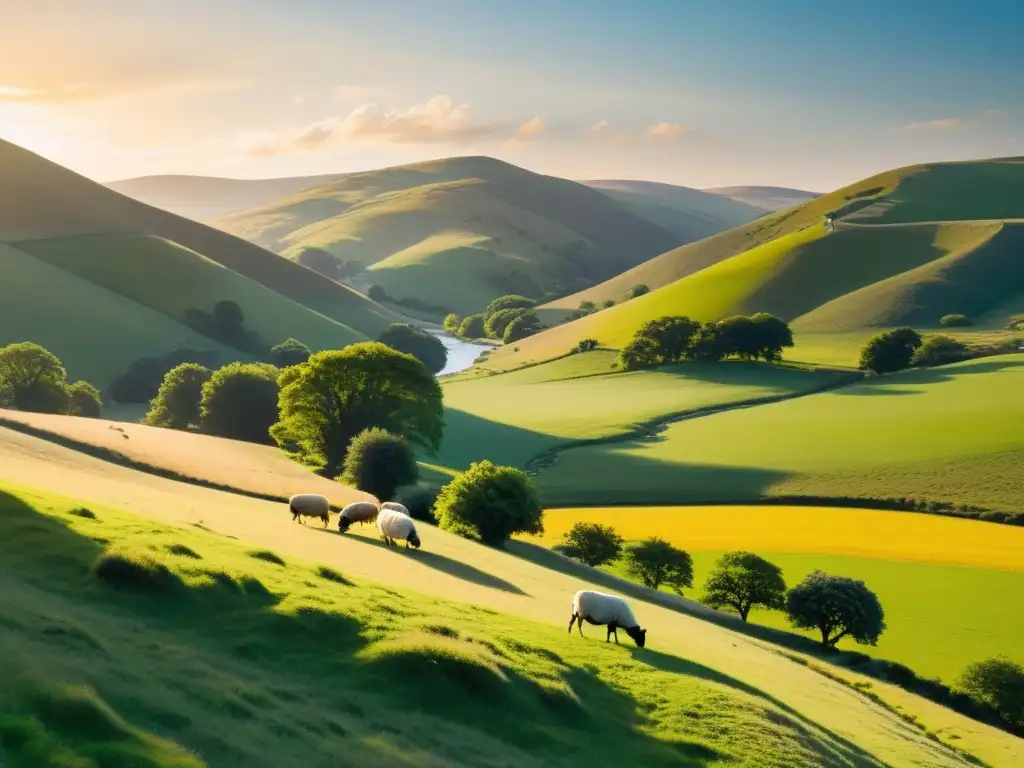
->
xmin=1 ymin=0 xmax=1021 ymax=189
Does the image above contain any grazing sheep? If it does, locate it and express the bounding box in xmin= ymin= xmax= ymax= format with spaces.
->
xmin=380 ymin=501 xmax=410 ymax=516
xmin=338 ymin=501 xmax=379 ymax=533
xmin=377 ymin=507 xmax=421 ymax=549
xmin=288 ymin=493 xmax=330 ymax=527
xmin=568 ymin=590 xmax=647 ymax=647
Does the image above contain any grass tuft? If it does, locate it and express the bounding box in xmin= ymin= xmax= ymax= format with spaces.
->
xmin=247 ymin=549 xmax=286 ymax=566
xmin=67 ymin=507 xmax=96 ymax=520
xmin=166 ymin=543 xmax=202 ymax=559
xmin=314 ymin=565 xmax=352 ymax=586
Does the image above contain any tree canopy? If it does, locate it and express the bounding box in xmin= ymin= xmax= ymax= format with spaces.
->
xmin=0 ymin=342 xmax=72 ymax=414
xmin=272 ymin=342 xmax=443 ymax=477
xmin=340 ymin=427 xmax=419 ymax=501
xmin=624 ymin=538 xmax=694 ymax=594
xmin=560 ymin=522 xmax=623 ymax=567
xmin=457 ymin=314 xmax=487 ymax=340
xmin=144 ymin=363 xmax=212 ymax=429
xmin=702 ymin=551 xmax=786 ymax=621
xmin=859 ymin=328 xmax=922 ymax=374
xmin=200 ymin=362 xmax=280 ymax=444
xmin=378 ymin=323 xmax=448 ymax=374
xmin=434 ymin=460 xmax=543 ymax=545
xmin=485 ymin=294 xmax=535 ymax=316
xmin=67 ymin=381 xmax=103 ymax=418
xmin=271 ymin=338 xmax=312 ymax=368
xmin=484 ymin=308 xmax=529 ymax=340
xmin=443 ymin=314 xmax=463 ymax=334
xmin=786 ymin=570 xmax=886 ymax=648
xmin=503 ymin=313 xmax=542 ymax=343
xmin=624 ymin=284 xmax=650 ymax=300
xmin=958 ymin=657 xmax=1024 ymax=729
xmin=911 ymin=335 xmax=971 ymax=368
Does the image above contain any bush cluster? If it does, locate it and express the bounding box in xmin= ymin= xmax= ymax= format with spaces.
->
xmin=0 ymin=342 xmax=102 ymax=418
xmin=448 ymin=295 xmax=545 ymax=345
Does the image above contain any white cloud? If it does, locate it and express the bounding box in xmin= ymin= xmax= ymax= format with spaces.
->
xmin=584 ymin=119 xmax=610 ymax=138
xmin=249 ymin=95 xmax=502 ymax=155
xmin=583 ymin=119 xmax=694 ymax=142
xmin=514 ymin=116 xmax=547 ymax=141
xmin=646 ymin=121 xmax=692 ymax=139
xmin=902 ymin=108 xmax=1004 ymax=132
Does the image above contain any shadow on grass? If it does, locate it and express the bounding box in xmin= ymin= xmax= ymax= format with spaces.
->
xmin=0 ymin=489 xmax=889 ymax=767
xmin=834 ymin=355 xmax=1024 ymax=395
xmin=314 ymin=527 xmax=528 ymax=595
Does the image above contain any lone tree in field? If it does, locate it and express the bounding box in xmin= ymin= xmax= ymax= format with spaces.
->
xmin=702 ymin=551 xmax=787 ymax=621
xmin=786 ymin=570 xmax=886 ymax=648
xmin=434 ymin=460 xmax=543 ymax=545
xmin=270 ymin=338 xmax=312 ymax=368
xmin=0 ymin=342 xmax=72 ymax=414
xmin=67 ymin=381 xmax=103 ymax=418
xmin=272 ymin=342 xmax=443 ymax=477
xmin=561 ymin=522 xmax=623 ymax=567
xmin=858 ymin=328 xmax=922 ymax=374
xmin=625 ymin=538 xmax=694 ymax=594
xmin=200 ymin=362 xmax=280 ymax=444
xmin=340 ymin=427 xmax=419 ymax=501
xmin=958 ymin=657 xmax=1024 ymax=729
xmin=378 ymin=323 xmax=448 ymax=374
xmin=624 ymin=284 xmax=650 ymax=300
xmin=145 ymin=363 xmax=212 ymax=429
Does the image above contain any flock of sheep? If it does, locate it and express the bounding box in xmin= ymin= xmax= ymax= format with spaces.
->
xmin=287 ymin=494 xmax=647 ymax=647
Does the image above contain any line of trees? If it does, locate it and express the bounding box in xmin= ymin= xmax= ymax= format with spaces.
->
xmin=0 ymin=342 xmax=103 ymax=418
xmin=444 ymin=294 xmax=546 ymax=345
xmin=617 ymin=313 xmax=794 ymax=371
xmin=858 ymin=326 xmax=1022 ymax=375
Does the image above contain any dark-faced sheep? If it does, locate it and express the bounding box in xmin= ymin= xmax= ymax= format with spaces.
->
xmin=568 ymin=590 xmax=646 ymax=647
xmin=338 ymin=501 xmax=379 ymax=533
xmin=377 ymin=507 xmax=421 ymax=549
xmin=289 ymin=493 xmax=330 ymax=527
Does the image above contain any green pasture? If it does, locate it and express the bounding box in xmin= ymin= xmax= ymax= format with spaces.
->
xmin=534 ymin=354 xmax=1024 ymax=510
xmin=437 ymin=351 xmax=850 ymax=472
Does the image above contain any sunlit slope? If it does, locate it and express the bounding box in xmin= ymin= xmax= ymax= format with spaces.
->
xmin=106 ymin=172 xmax=347 ymax=221
xmin=213 ymin=156 xmax=683 ymax=311
xmin=536 ymin=355 xmax=1024 ymax=511
xmin=0 ymin=244 xmax=241 ymax=389
xmin=16 ymin=233 xmax=368 ymax=352
xmin=0 ymin=428 xmax=1015 ymax=766
xmin=0 ymin=139 xmax=399 ymax=339
xmin=582 ymin=179 xmax=764 ymax=241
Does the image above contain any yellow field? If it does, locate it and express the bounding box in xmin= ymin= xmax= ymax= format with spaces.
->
xmin=0 ymin=409 xmax=373 ymax=508
xmin=528 ymin=505 xmax=1024 ymax=571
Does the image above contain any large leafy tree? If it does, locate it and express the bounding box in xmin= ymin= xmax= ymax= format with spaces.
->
xmin=377 ymin=323 xmax=448 ymax=374
xmin=560 ymin=522 xmax=623 ymax=567
xmin=625 ymin=538 xmax=694 ymax=594
xmin=958 ymin=657 xmax=1024 ymax=729
xmin=434 ymin=460 xmax=543 ymax=545
xmin=144 ymin=363 xmax=212 ymax=429
xmin=748 ymin=313 xmax=794 ymax=362
xmin=635 ymin=316 xmax=701 ymax=363
xmin=0 ymin=342 xmax=72 ymax=414
xmin=702 ymin=551 xmax=786 ymax=621
xmin=272 ymin=342 xmax=443 ymax=477
xmin=786 ymin=570 xmax=886 ymax=648
xmin=859 ymin=328 xmax=922 ymax=374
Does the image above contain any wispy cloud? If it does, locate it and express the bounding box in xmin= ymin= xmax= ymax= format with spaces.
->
xmin=646 ymin=121 xmax=693 ymax=139
xmin=248 ymin=95 xmax=502 ymax=155
xmin=902 ymin=108 xmax=1004 ymax=132
xmin=584 ymin=119 xmax=610 ymax=138
xmin=582 ymin=119 xmax=694 ymax=142
xmin=514 ymin=116 xmax=547 ymax=142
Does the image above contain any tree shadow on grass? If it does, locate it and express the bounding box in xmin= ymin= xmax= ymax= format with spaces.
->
xmin=313 ymin=526 xmax=528 ymax=595
xmin=834 ymin=355 xmax=1024 ymax=396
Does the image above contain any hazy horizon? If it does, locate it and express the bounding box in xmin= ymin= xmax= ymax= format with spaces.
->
xmin=3 ymin=0 xmax=1022 ymax=192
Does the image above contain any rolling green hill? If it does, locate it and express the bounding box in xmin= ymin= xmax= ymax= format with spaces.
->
xmin=106 ymin=172 xmax=347 ymax=221
xmin=212 ymin=156 xmax=691 ymax=315
xmin=0 ymin=140 xmax=402 ymax=387
xmin=581 ymin=179 xmax=764 ymax=241
xmin=497 ymin=158 xmax=1024 ymax=368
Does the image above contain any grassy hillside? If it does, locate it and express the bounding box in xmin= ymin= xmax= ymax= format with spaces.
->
xmin=581 ymin=179 xmax=764 ymax=241
xmin=0 ymin=140 xmax=400 ymax=362
xmin=530 ymin=505 xmax=1024 ymax=681
xmin=437 ymin=350 xmax=850 ymax=472
xmin=704 ymin=186 xmax=820 ymax=211
xmin=0 ymin=425 xmax=1018 ymax=766
xmin=213 ymin=156 xmax=685 ymax=315
xmin=0 ymin=243 xmax=242 ymax=389
xmin=496 ymin=158 xmax=1024 ymax=368
xmin=534 ymin=355 xmax=1024 ymax=511
xmin=106 ymin=173 xmax=347 ymax=221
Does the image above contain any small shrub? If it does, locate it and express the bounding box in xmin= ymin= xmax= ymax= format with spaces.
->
xmin=340 ymin=427 xmax=419 ymax=501
xmin=911 ymin=335 xmax=972 ymax=367
xmin=93 ymin=550 xmax=180 ymax=592
xmin=624 ymin=538 xmax=693 ymax=594
xmin=248 ymin=549 xmax=286 ymax=566
xmin=316 ymin=566 xmax=353 ymax=586
xmin=859 ymin=328 xmax=922 ymax=374
xmin=939 ymin=313 xmax=972 ymax=328
xmin=367 ymin=284 xmax=387 ymax=302
xmin=435 ymin=460 xmax=543 ymax=545
xmin=560 ymin=522 xmax=623 ymax=567
xmin=624 ymin=284 xmax=650 ymax=300
xmin=573 ymin=338 xmax=599 ymax=353
xmin=66 ymin=381 xmax=102 ymax=418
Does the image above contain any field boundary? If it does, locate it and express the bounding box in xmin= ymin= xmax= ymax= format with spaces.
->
xmin=0 ymin=415 xmax=344 ymax=513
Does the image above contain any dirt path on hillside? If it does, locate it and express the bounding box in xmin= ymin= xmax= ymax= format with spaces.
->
xmin=0 ymin=425 xmax=1004 ymax=768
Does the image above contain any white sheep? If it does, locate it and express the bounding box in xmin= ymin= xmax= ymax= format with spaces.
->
xmin=377 ymin=507 xmax=421 ymax=549
xmin=288 ymin=493 xmax=330 ymax=527
xmin=380 ymin=501 xmax=410 ymax=516
xmin=338 ymin=501 xmax=379 ymax=533
xmin=568 ymin=590 xmax=647 ymax=647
